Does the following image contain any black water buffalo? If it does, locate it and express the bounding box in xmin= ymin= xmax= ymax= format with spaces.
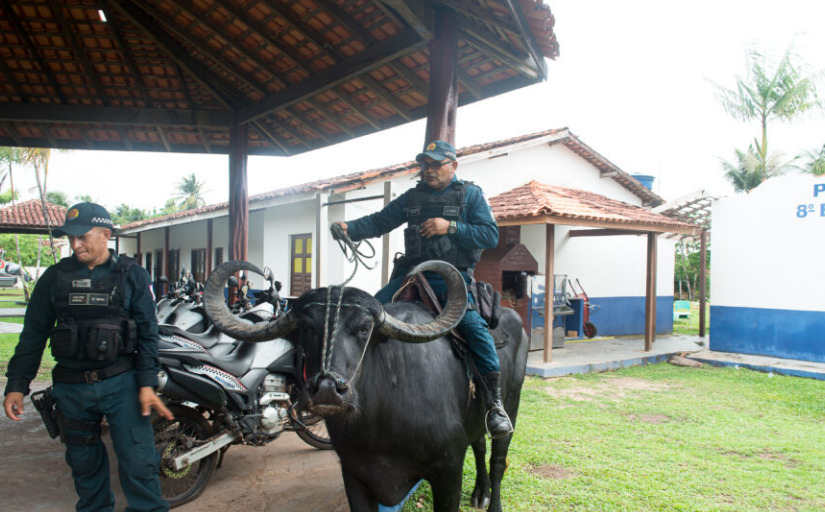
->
xmin=204 ymin=260 xmax=529 ymax=512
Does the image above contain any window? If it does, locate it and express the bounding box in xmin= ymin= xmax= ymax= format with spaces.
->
xmin=191 ymin=249 xmax=206 ymax=284
xmin=290 ymin=234 xmax=312 ymax=296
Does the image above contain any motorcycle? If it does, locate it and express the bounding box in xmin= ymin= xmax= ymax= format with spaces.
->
xmin=156 ymin=275 xmax=209 ymax=333
xmin=153 ymin=265 xmax=331 ymax=507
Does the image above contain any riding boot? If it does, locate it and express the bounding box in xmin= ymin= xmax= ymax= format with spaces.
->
xmin=483 ymin=371 xmax=514 ymax=439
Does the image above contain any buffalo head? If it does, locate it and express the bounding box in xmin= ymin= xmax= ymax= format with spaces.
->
xmin=203 ymin=260 xmax=468 ymax=415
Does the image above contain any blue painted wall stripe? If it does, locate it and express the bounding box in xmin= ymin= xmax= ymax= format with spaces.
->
xmin=710 ymin=305 xmax=825 ymax=363
xmin=586 ymin=296 xmax=674 ymax=336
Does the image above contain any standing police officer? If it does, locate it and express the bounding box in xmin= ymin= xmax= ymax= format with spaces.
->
xmin=335 ymin=140 xmax=513 ymax=439
xmin=3 ymin=202 xmax=173 ymax=512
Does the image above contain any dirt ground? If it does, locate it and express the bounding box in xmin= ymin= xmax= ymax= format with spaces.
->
xmin=0 ymin=382 xmax=348 ymax=512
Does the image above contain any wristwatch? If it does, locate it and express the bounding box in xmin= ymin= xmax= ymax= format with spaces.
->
xmin=448 ymin=220 xmax=457 ymax=235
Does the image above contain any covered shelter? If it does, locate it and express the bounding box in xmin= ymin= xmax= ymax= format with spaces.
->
xmin=0 ymin=0 xmax=560 ymax=262
xmin=487 ymin=180 xmax=699 ymax=362
xmin=0 ymin=198 xmax=67 ymax=234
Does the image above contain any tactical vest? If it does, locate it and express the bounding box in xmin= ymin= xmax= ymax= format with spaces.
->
xmin=50 ymin=256 xmax=138 ymax=362
xmin=403 ymin=180 xmax=482 ymax=270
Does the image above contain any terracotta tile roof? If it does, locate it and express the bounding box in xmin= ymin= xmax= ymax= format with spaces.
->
xmin=122 ymin=128 xmax=665 ymax=231
xmin=0 ymin=199 xmax=68 ymax=234
xmin=489 ymin=181 xmax=697 ymax=234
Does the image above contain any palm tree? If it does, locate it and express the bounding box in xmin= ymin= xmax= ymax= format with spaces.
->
xmin=721 ymin=145 xmax=793 ymax=193
xmin=173 ymin=173 xmax=207 ymax=210
xmin=713 ymin=44 xmax=821 ymax=181
xmin=19 ymin=148 xmax=60 ymax=262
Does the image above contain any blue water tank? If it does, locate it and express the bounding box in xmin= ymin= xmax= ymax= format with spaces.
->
xmin=631 ymin=174 xmax=655 ymax=190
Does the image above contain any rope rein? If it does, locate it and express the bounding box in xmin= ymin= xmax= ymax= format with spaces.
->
xmin=314 ymin=225 xmax=376 ymax=385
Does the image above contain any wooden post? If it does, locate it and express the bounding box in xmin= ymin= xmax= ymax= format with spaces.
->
xmin=136 ymin=233 xmax=140 ymax=265
xmin=228 ymin=123 xmax=249 ymax=262
xmin=699 ymin=229 xmax=707 ymax=337
xmin=206 ymin=218 xmax=213 ymax=278
xmin=543 ymin=224 xmax=555 ymax=363
xmin=164 ymin=226 xmax=170 ymax=295
xmin=382 ymin=182 xmax=392 ymax=285
xmin=424 ymin=7 xmax=458 ymax=145
xmin=644 ymin=233 xmax=658 ymax=351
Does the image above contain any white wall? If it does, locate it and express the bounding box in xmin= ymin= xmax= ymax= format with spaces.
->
xmin=712 ymin=174 xmax=825 ymax=312
xmin=522 ymin=224 xmax=676 ymax=298
xmin=461 ymin=143 xmax=644 ymax=206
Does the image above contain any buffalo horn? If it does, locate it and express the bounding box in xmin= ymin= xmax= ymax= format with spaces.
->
xmin=377 ymin=260 xmax=468 ymax=343
xmin=203 ymin=260 xmax=296 ymax=342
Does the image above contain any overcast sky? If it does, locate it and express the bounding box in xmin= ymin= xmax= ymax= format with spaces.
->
xmin=11 ymin=0 xmax=825 ymax=212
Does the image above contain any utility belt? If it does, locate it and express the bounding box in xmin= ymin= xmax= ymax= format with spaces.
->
xmin=51 ymin=356 xmax=134 ymax=384
xmin=50 ymin=318 xmax=137 ymax=362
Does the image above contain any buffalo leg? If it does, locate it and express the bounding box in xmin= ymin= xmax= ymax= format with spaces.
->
xmin=487 ymin=434 xmax=512 ymax=512
xmin=469 ymin=437 xmax=491 ymax=509
xmin=341 ymin=468 xmax=379 ymax=512
xmin=429 ymin=465 xmax=464 ymax=512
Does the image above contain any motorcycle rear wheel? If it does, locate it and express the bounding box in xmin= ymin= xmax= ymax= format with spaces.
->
xmin=291 ymin=402 xmax=333 ymax=450
xmin=153 ymin=405 xmax=219 ymax=508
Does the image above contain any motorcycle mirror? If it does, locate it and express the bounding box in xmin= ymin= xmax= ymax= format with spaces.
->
xmin=263 ymin=266 xmax=272 ymax=281
xmin=274 ymin=280 xmax=282 ymax=292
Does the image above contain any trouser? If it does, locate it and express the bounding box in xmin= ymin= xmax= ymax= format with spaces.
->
xmin=51 ymin=370 xmax=168 ymax=512
xmin=375 ymin=272 xmax=500 ymax=375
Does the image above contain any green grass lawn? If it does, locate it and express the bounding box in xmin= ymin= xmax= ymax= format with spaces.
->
xmin=402 ymin=364 xmax=825 ymax=511
xmin=673 ymin=301 xmax=710 ymax=335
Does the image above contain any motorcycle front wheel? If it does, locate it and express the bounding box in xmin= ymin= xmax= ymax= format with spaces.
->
xmin=291 ymin=402 xmax=333 ymax=450
xmin=153 ymin=405 xmax=219 ymax=507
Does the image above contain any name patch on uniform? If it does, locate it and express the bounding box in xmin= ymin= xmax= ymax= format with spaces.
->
xmin=407 ymin=207 xmax=420 ymax=216
xmin=69 ymin=293 xmax=110 ymax=306
xmin=72 ymin=279 xmax=92 ymax=288
xmin=443 ymin=206 xmax=460 ymax=217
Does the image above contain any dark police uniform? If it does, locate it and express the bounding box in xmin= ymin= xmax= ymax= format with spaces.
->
xmin=4 ymin=251 xmax=167 ymax=512
xmin=346 ymin=175 xmax=501 ymax=375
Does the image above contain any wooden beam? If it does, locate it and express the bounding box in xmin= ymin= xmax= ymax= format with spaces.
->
xmin=461 ymin=24 xmax=540 ymax=80
xmin=228 ymin=124 xmax=249 ymax=262
xmin=424 ymin=8 xmax=459 ymax=144
xmin=644 ymin=233 xmax=658 ymax=351
xmin=497 ymin=215 xmax=700 ymax=235
xmin=569 ymin=228 xmax=655 ymax=237
xmin=503 ymin=0 xmax=548 ymax=79
xmin=699 ymin=229 xmax=707 ymax=338
xmin=543 ymin=224 xmax=555 ymax=363
xmin=0 ymin=103 xmax=236 ymax=128
xmin=237 ymin=28 xmax=426 ymax=124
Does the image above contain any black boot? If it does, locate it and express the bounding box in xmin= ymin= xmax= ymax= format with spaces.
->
xmin=483 ymin=371 xmax=514 ymax=439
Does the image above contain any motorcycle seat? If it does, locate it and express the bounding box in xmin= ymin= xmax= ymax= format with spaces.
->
xmin=160 ymin=324 xmax=224 ymax=349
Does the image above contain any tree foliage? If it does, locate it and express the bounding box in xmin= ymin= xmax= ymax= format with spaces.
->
xmin=674 ymin=240 xmax=710 ymax=301
xmin=796 ymin=144 xmax=825 ymax=176
xmin=714 ymin=44 xmax=821 ymax=166
xmin=111 ymin=203 xmax=148 ymax=226
xmin=0 ymin=234 xmax=59 ymax=267
xmin=721 ymin=145 xmax=794 ymax=193
xmin=173 ymin=173 xmax=207 ymax=211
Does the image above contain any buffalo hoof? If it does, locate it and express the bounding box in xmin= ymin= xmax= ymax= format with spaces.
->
xmin=470 ymin=487 xmax=490 ymax=509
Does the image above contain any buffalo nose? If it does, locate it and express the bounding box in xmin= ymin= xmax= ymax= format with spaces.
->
xmin=313 ymin=375 xmax=347 ymax=404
